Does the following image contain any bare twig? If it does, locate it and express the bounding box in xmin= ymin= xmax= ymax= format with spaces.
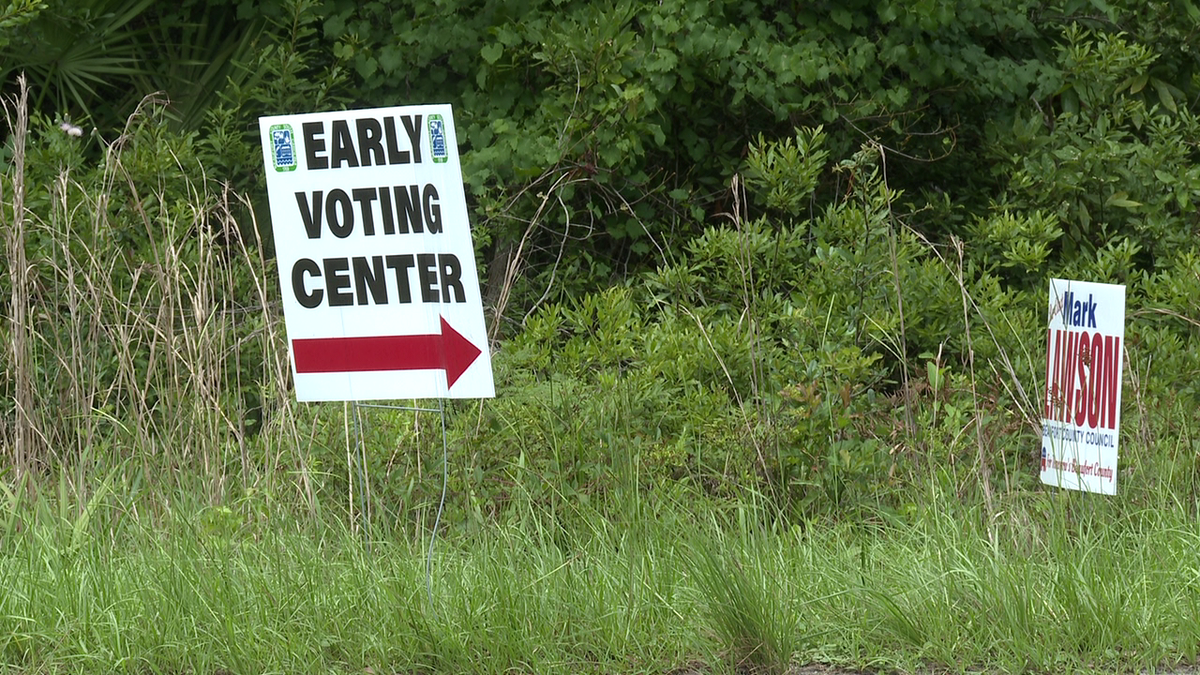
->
xmin=954 ymin=237 xmax=995 ymax=518
xmin=2 ymin=75 xmax=35 ymax=483
xmin=840 ymin=113 xmax=958 ymax=163
xmin=488 ymin=169 xmax=586 ymax=343
xmin=876 ymin=143 xmax=914 ymax=438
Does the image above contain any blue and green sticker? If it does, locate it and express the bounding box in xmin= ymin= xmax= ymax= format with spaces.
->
xmin=270 ymin=124 xmax=297 ymax=172
xmin=428 ymin=115 xmax=448 ymax=164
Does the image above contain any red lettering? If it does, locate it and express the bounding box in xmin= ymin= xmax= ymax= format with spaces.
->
xmin=1063 ymin=332 xmax=1078 ymax=423
xmin=1087 ymin=332 xmax=1103 ymax=428
xmin=1051 ymin=326 xmax=1060 ymax=417
xmin=1103 ymin=336 xmax=1120 ymax=430
xmin=1046 ymin=329 xmax=1122 ymax=431
xmin=1074 ymin=332 xmax=1089 ymax=427
xmin=1045 ymin=329 xmax=1056 ymax=419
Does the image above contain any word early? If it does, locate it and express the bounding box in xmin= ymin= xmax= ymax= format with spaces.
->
xmin=283 ymin=113 xmax=465 ymax=310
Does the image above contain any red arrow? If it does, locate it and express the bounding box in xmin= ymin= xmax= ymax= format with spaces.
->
xmin=291 ymin=316 xmax=483 ymax=388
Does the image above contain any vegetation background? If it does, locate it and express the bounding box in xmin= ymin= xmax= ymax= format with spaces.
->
xmin=2 ymin=0 xmax=1200 ymax=673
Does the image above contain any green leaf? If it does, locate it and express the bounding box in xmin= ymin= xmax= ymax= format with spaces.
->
xmin=354 ymin=56 xmax=377 ymax=79
xmin=926 ymin=361 xmax=943 ymax=392
xmin=69 ymin=470 xmax=116 ymax=555
xmin=1105 ymin=191 xmax=1141 ymax=208
xmin=481 ymin=42 xmax=503 ymax=64
xmin=325 ymin=13 xmax=346 ymax=36
xmin=378 ymin=45 xmax=404 ymax=74
xmin=886 ymin=86 xmax=909 ymax=108
xmin=1152 ymin=77 xmax=1178 ymax=113
xmin=1185 ymin=0 xmax=1200 ymax=22
xmin=1123 ymin=72 xmax=1149 ymax=94
xmin=1061 ymin=88 xmax=1080 ymax=116
xmin=830 ymin=7 xmax=853 ymax=29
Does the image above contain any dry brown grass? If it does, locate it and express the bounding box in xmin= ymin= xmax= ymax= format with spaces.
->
xmin=0 ymin=81 xmax=311 ymax=508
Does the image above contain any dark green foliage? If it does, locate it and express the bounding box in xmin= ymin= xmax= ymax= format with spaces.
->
xmin=987 ymin=28 xmax=1200 ymax=273
xmin=283 ymin=0 xmax=1083 ymax=314
xmin=4 ymin=0 xmax=1200 ymax=523
xmin=0 ymin=0 xmax=271 ymax=135
xmin=0 ymin=0 xmax=156 ymax=123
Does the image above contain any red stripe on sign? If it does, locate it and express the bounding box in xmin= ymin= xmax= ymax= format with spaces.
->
xmin=292 ymin=317 xmax=482 ymax=388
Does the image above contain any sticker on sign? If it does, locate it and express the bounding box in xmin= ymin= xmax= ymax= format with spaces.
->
xmin=259 ymin=105 xmax=495 ymax=401
xmin=1040 ymin=278 xmax=1124 ymax=495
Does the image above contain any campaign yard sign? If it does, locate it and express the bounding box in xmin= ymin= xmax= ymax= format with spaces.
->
xmin=259 ymin=105 xmax=495 ymax=401
xmin=1041 ymin=279 xmax=1125 ymax=495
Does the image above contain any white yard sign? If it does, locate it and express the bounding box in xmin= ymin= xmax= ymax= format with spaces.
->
xmin=1041 ymin=279 xmax=1125 ymax=494
xmin=259 ymin=105 xmax=494 ymax=401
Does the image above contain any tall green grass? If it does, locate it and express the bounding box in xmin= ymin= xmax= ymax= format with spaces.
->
xmin=2 ymin=475 xmax=1200 ymax=674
